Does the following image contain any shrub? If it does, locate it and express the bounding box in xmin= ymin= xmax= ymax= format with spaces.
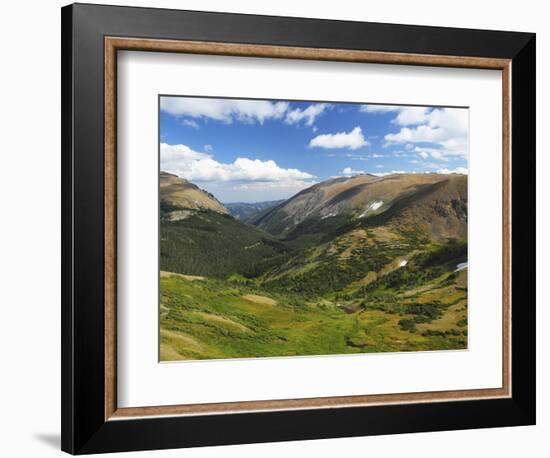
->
xmin=398 ymin=318 xmax=416 ymax=332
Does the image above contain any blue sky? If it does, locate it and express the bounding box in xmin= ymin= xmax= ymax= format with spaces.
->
xmin=160 ymin=96 xmax=468 ymax=203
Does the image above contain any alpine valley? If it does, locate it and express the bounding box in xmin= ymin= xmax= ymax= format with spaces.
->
xmin=159 ymin=171 xmax=468 ymax=361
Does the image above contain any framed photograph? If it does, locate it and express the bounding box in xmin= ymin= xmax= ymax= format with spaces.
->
xmin=61 ymin=3 xmax=536 ymax=454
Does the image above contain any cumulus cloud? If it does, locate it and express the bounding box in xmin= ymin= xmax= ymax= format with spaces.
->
xmin=160 ymin=143 xmax=316 ymax=187
xmin=341 ymin=167 xmax=365 ymax=176
xmin=181 ymin=119 xmax=200 ymax=129
xmin=360 ymin=105 xmax=430 ymax=126
xmin=393 ymin=107 xmax=431 ymax=125
xmin=414 ymin=146 xmax=447 ymax=160
xmin=203 ymin=144 xmax=213 ymax=152
xmin=309 ymin=127 xmax=369 ymax=150
xmin=361 ymin=105 xmax=468 ymax=160
xmin=370 ymin=170 xmax=410 ymax=177
xmin=160 ymin=97 xmax=289 ymax=124
xmin=384 ymin=108 xmax=468 ymax=159
xmin=360 ymin=105 xmax=399 ymax=113
xmin=285 ymin=103 xmax=331 ymax=126
xmin=436 ymin=167 xmax=468 ymax=175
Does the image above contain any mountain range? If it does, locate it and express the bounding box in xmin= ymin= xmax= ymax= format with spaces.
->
xmin=225 ymin=200 xmax=285 ymax=222
xmin=161 ymin=171 xmax=467 ymax=235
xmin=159 ymin=170 xmax=468 ymax=360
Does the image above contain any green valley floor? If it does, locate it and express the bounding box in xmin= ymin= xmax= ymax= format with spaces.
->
xmin=160 ymin=265 xmax=467 ymax=361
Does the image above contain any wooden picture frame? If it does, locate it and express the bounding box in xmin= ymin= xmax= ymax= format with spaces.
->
xmin=62 ymin=3 xmax=536 ymax=454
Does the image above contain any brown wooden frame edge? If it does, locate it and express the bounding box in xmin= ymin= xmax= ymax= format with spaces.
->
xmin=104 ymin=36 xmax=512 ymax=421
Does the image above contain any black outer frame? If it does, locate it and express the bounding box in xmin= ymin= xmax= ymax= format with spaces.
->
xmin=61 ymin=3 xmax=536 ymax=454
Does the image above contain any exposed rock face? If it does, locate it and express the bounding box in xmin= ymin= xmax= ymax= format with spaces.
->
xmin=166 ymin=209 xmax=193 ymax=222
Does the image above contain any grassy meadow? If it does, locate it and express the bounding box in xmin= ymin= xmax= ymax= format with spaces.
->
xmin=160 ymin=236 xmax=468 ymax=361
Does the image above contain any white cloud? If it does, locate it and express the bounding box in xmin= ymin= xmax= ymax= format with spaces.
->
xmin=370 ymin=168 xmax=467 ymax=177
xmin=341 ymin=167 xmax=365 ymax=176
xmin=414 ymin=145 xmax=467 ymax=161
xmin=385 ymin=124 xmax=446 ymax=144
xmin=362 ymin=105 xmax=468 ymax=159
xmin=360 ymin=105 xmax=399 ymax=113
xmin=285 ymin=103 xmax=330 ymax=126
xmin=384 ymin=108 xmax=468 ymax=159
xmin=414 ymin=146 xmax=446 ymax=160
xmin=181 ymin=119 xmax=200 ymax=129
xmin=393 ymin=107 xmax=431 ymax=125
xmin=370 ymin=170 xmax=410 ymax=177
xmin=232 ymin=179 xmax=316 ymax=192
xmin=344 ymin=152 xmax=387 ymax=161
xmin=203 ymin=144 xmax=213 ymax=152
xmin=160 ymin=97 xmax=289 ymax=124
xmin=161 ymin=143 xmax=211 ymax=167
xmin=417 ymin=150 xmax=429 ymax=159
xmin=309 ymin=127 xmax=369 ymax=150
xmin=436 ymin=167 xmax=468 ymax=175
xmin=160 ymin=143 xmax=316 ymax=187
xmin=361 ymin=105 xmax=430 ymax=126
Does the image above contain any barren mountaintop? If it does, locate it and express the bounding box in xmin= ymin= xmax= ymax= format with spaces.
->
xmin=252 ymin=173 xmax=467 ymax=240
xmin=160 ymin=171 xmax=228 ymax=214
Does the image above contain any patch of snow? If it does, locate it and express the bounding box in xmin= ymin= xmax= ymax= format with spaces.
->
xmin=370 ymin=200 xmax=383 ymax=211
xmin=321 ymin=212 xmax=337 ymax=220
xmin=358 ymin=200 xmax=384 ymax=218
xmin=455 ymin=262 xmax=468 ymax=272
xmin=399 ymin=260 xmax=408 ymax=267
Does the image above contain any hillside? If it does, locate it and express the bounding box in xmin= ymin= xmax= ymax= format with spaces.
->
xmin=252 ymin=173 xmax=467 ymax=241
xmin=160 ymin=171 xmax=228 ymax=214
xmin=160 ymin=208 xmax=292 ymax=278
xmin=159 ymin=172 xmax=468 ymax=360
xmin=365 ymin=174 xmax=467 ymax=240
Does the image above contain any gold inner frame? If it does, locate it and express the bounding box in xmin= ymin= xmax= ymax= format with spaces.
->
xmin=104 ymin=37 xmax=512 ymax=421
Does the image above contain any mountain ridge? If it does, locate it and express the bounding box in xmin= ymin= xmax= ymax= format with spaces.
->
xmin=159 ymin=170 xmax=469 ymax=359
xmin=160 ymin=171 xmax=228 ymax=214
xmin=252 ymin=172 xmax=467 ymax=242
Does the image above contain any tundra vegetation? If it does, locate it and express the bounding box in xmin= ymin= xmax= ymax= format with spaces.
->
xmin=159 ymin=172 xmax=468 ymax=361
